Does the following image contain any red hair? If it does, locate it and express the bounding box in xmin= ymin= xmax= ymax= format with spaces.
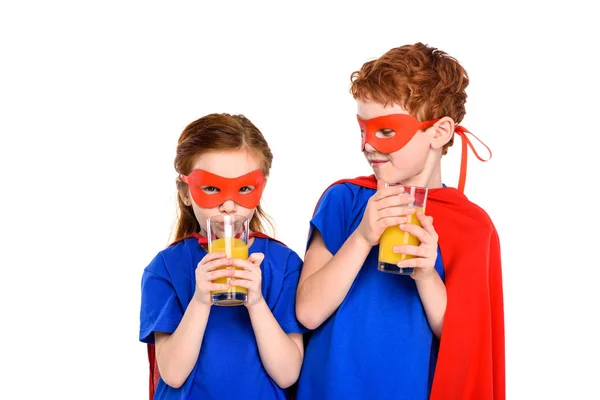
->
xmin=350 ymin=42 xmax=469 ymax=154
xmin=171 ymin=113 xmax=274 ymax=242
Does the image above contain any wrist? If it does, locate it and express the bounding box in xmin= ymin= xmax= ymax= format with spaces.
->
xmin=246 ymin=297 xmax=267 ymax=314
xmin=351 ymin=229 xmax=374 ymax=249
xmin=414 ymin=269 xmax=440 ymax=283
xmin=192 ymin=293 xmax=213 ymax=311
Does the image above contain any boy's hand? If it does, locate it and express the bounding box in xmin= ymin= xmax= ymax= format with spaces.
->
xmin=356 ymin=179 xmax=416 ymax=246
xmin=229 ymin=252 xmax=265 ymax=308
xmin=393 ymin=211 xmax=439 ymax=281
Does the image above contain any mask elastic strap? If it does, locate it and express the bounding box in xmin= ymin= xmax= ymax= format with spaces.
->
xmin=418 ymin=118 xmax=439 ymax=131
xmin=454 ymin=126 xmax=492 ymax=193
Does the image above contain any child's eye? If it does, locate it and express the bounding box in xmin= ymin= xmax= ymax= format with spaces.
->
xmin=375 ymin=129 xmax=396 ymax=138
xmin=201 ymin=186 xmax=220 ymax=194
xmin=239 ymin=186 xmax=255 ymax=194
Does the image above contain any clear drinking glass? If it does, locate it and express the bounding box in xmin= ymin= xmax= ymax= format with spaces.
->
xmin=378 ymin=185 xmax=428 ymax=275
xmin=207 ymin=214 xmax=249 ymax=306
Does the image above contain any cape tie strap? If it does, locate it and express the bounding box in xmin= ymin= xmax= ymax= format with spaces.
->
xmin=454 ymin=126 xmax=492 ymax=193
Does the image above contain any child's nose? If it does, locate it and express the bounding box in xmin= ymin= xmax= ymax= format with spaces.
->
xmin=363 ymin=141 xmax=377 ymax=152
xmin=219 ymin=199 xmax=237 ymax=214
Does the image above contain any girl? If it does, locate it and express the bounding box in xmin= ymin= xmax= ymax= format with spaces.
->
xmin=139 ymin=113 xmax=305 ymax=399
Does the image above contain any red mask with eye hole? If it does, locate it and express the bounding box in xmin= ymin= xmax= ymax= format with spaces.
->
xmin=357 ymin=113 xmax=492 ymax=193
xmin=180 ymin=169 xmax=265 ymax=208
xmin=358 ymin=114 xmax=439 ymax=154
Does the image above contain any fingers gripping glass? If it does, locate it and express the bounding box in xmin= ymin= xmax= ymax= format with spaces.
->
xmin=378 ymin=185 xmax=428 ymax=275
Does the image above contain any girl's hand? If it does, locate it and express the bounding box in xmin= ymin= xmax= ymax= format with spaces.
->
xmin=193 ymin=252 xmax=235 ymax=306
xmin=229 ymin=252 xmax=265 ymax=308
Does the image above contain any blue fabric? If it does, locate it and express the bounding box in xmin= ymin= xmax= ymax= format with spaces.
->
xmin=296 ymin=183 xmax=445 ymax=400
xmin=140 ymin=237 xmax=305 ymax=399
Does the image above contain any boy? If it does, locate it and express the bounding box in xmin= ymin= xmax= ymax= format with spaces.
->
xmin=295 ymin=42 xmax=504 ymax=400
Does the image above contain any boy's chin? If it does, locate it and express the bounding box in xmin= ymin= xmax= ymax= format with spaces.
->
xmin=373 ymin=169 xmax=409 ymax=185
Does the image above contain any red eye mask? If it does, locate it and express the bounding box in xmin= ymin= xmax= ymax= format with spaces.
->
xmin=357 ymin=113 xmax=492 ymax=193
xmin=180 ymin=169 xmax=265 ymax=209
xmin=358 ymin=114 xmax=439 ymax=154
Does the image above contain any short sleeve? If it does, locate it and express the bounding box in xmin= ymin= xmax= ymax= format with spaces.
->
xmin=308 ymin=184 xmax=353 ymax=255
xmin=271 ymin=251 xmax=308 ymax=334
xmin=139 ymin=253 xmax=184 ymax=344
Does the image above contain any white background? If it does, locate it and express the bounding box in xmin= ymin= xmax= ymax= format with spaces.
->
xmin=1 ymin=1 xmax=599 ymax=399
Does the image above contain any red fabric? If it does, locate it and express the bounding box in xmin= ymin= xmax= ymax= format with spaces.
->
xmin=147 ymin=344 xmax=160 ymax=399
xmin=453 ymin=126 xmax=492 ymax=193
xmin=357 ymin=113 xmax=438 ymax=153
xmin=147 ymin=231 xmax=285 ymax=400
xmin=313 ymin=175 xmax=505 ymax=400
xmin=355 ymin=113 xmax=492 ymax=192
xmin=180 ymin=169 xmax=265 ymax=209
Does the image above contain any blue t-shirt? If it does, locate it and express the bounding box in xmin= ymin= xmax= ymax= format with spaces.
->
xmin=296 ymin=183 xmax=445 ymax=400
xmin=139 ymin=236 xmax=306 ymax=399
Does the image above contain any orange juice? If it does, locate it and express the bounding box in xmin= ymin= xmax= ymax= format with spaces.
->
xmin=378 ymin=207 xmax=424 ymax=274
xmin=209 ymin=237 xmax=248 ymax=305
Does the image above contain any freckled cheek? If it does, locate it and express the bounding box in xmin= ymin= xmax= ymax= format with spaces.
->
xmin=388 ymin=149 xmax=411 ymax=167
xmin=239 ymin=207 xmax=255 ymax=221
xmin=192 ymin=207 xmax=215 ymax=224
xmin=392 ymin=137 xmax=430 ymax=166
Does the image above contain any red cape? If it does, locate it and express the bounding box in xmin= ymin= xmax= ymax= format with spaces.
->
xmin=316 ymin=175 xmax=505 ymax=400
xmin=146 ymin=232 xmax=285 ymax=400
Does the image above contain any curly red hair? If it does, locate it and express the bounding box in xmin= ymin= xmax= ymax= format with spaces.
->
xmin=350 ymin=42 xmax=469 ymax=154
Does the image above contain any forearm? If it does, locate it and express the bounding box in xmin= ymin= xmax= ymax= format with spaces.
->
xmin=415 ymin=272 xmax=447 ymax=338
xmin=296 ymin=231 xmax=372 ymax=329
xmin=156 ymin=298 xmax=211 ymax=388
xmin=248 ymin=299 xmax=303 ymax=388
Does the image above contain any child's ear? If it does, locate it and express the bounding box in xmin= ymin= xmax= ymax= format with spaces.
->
xmin=431 ymin=117 xmax=455 ymax=150
xmin=178 ymin=187 xmax=192 ymax=207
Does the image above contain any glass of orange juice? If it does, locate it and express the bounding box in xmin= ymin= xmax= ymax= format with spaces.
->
xmin=206 ymin=214 xmax=249 ymax=306
xmin=378 ymin=184 xmax=428 ymax=275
